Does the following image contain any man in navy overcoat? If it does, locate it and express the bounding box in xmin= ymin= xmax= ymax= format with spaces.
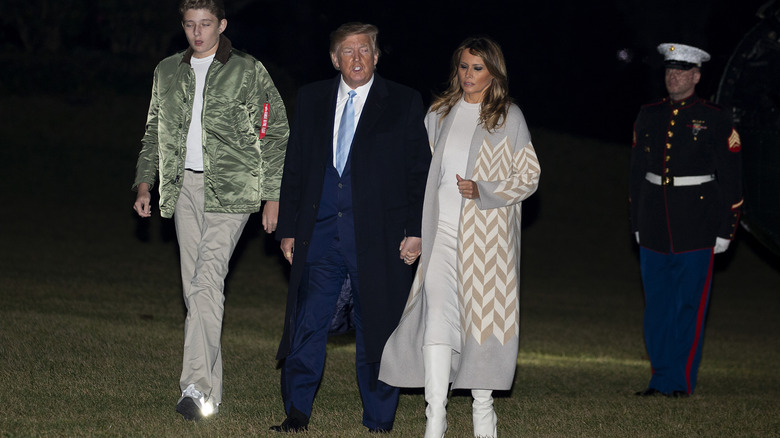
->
xmin=271 ymin=22 xmax=431 ymax=433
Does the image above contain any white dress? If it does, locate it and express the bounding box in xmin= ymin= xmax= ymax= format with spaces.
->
xmin=423 ymin=98 xmax=481 ymax=349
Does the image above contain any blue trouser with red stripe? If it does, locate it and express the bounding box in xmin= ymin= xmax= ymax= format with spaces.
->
xmin=639 ymin=247 xmax=714 ymax=395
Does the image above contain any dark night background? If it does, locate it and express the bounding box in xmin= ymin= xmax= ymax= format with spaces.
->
xmin=2 ymin=0 xmax=778 ymax=267
xmin=0 ymin=0 xmax=771 ymax=141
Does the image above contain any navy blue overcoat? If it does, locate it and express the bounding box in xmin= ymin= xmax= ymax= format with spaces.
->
xmin=275 ymin=74 xmax=431 ymax=363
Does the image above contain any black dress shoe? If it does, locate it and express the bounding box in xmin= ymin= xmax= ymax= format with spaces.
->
xmin=270 ymin=416 xmax=309 ymax=433
xmin=668 ymin=390 xmax=689 ymax=398
xmin=634 ymin=387 xmax=663 ymax=396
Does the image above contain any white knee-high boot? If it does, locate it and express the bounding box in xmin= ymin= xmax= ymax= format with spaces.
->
xmin=423 ymin=345 xmax=451 ymax=438
xmin=472 ymin=389 xmax=497 ymax=437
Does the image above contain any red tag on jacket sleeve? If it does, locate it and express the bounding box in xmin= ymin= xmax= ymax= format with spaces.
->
xmin=258 ymin=103 xmax=270 ymax=139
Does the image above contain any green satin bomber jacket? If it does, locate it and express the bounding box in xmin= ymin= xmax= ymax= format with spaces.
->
xmin=133 ymin=35 xmax=289 ymax=218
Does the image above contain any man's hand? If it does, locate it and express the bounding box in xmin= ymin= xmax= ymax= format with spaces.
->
xmin=133 ymin=183 xmax=152 ymax=218
xmin=262 ymin=201 xmax=279 ymax=233
xmin=281 ymin=238 xmax=294 ymax=265
xmin=400 ymin=236 xmax=422 ymax=265
xmin=456 ymin=174 xmax=480 ymax=199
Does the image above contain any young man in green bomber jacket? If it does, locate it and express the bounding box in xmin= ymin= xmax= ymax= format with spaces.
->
xmin=131 ymin=0 xmax=288 ymax=421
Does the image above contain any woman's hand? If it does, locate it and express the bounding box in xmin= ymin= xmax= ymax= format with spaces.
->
xmin=456 ymin=174 xmax=480 ymax=199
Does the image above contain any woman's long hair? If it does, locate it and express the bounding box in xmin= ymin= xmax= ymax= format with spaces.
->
xmin=430 ymin=36 xmax=512 ymax=132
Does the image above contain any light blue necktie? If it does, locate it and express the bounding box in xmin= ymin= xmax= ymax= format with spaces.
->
xmin=335 ymin=90 xmax=357 ymax=175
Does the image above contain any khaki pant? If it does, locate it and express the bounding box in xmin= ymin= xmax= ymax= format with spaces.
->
xmin=174 ymin=170 xmax=250 ymax=405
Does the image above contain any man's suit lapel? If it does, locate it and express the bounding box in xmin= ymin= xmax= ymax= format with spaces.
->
xmin=313 ymin=77 xmax=340 ymax=166
xmin=353 ymin=75 xmax=388 ymax=149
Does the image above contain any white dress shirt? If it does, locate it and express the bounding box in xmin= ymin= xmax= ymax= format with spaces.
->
xmin=332 ymin=75 xmax=374 ymax=169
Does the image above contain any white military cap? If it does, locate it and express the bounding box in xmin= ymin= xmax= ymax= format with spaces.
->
xmin=657 ymin=43 xmax=711 ymax=69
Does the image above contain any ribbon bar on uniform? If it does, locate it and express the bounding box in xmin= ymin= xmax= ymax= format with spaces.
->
xmin=645 ymin=172 xmax=715 ymax=186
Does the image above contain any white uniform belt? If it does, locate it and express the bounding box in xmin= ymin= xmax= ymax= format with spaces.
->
xmin=645 ymin=172 xmax=715 ymax=186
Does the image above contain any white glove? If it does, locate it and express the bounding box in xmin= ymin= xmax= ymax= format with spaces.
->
xmin=714 ymin=237 xmax=730 ymax=254
xmin=635 ymin=231 xmax=640 ymax=244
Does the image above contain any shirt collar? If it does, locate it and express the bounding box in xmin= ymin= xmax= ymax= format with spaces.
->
xmin=339 ymin=75 xmax=374 ymax=102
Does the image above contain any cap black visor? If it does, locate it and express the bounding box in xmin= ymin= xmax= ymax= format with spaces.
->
xmin=664 ymin=60 xmax=697 ymax=70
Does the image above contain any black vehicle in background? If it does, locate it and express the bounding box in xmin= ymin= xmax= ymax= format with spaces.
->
xmin=717 ymin=0 xmax=780 ymax=256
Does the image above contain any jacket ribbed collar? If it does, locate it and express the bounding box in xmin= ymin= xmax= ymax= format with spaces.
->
xmin=181 ymin=34 xmax=232 ymax=66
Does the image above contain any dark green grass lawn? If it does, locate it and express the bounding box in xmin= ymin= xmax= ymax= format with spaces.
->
xmin=1 ymin=96 xmax=778 ymax=436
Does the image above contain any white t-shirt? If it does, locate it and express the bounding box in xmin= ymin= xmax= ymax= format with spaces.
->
xmin=185 ymin=54 xmax=215 ymax=171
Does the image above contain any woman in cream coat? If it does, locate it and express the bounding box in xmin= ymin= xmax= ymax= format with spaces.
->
xmin=379 ymin=37 xmax=540 ymax=437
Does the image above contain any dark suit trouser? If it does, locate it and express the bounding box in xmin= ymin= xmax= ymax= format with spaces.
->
xmin=281 ymin=238 xmax=400 ymax=430
xmin=640 ymin=247 xmax=713 ymax=395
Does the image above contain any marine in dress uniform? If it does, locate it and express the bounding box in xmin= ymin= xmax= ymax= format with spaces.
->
xmin=630 ymin=43 xmax=742 ymax=397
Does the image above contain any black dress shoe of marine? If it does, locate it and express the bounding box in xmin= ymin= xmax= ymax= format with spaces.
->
xmin=634 ymin=387 xmax=663 ymax=396
xmin=668 ymin=390 xmax=690 ymax=398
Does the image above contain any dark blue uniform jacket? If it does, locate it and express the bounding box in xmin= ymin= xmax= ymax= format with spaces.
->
xmin=630 ymin=95 xmax=742 ymax=253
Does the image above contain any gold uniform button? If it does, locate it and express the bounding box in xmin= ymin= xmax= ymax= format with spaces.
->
xmin=673 ymin=109 xmax=679 ymax=116
xmin=665 ymin=156 xmax=671 ymax=162
xmin=668 ymin=131 xmax=674 ymax=137
xmin=666 ymin=143 xmax=672 ymax=149
xmin=670 ymin=120 xmax=676 ymax=126
xmin=664 ymin=168 xmax=670 ymax=174
xmin=664 ymin=177 xmax=671 ymax=185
